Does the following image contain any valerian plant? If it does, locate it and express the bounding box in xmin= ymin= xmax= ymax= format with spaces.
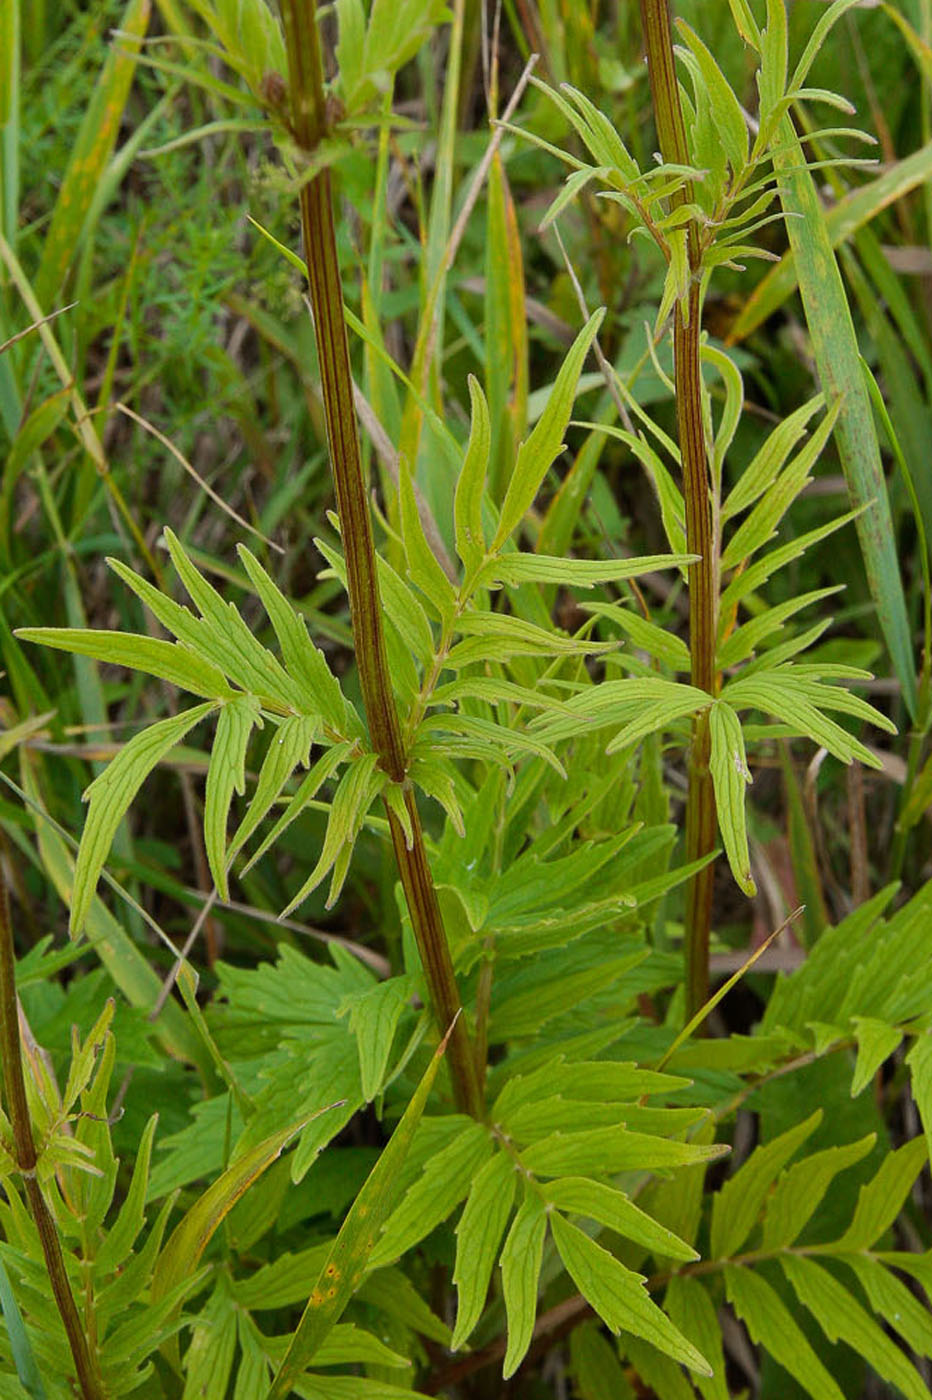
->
xmin=2 ymin=0 xmax=931 ymax=1397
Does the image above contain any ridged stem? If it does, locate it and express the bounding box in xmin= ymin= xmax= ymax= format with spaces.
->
xmin=279 ymin=0 xmax=483 ymax=1118
xmin=640 ymin=0 xmax=718 ymax=1020
xmin=0 ymin=868 xmax=103 ymax=1399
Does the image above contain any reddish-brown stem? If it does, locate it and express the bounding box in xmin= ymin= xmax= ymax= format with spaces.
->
xmin=0 ymin=869 xmax=103 ymax=1399
xmin=279 ymin=0 xmax=483 ymax=1118
xmin=640 ymin=0 xmax=718 ymax=1021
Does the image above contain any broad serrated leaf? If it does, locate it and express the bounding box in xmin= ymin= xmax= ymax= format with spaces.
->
xmin=622 ymin=1336 xmax=694 ymax=1400
xmin=204 ymin=695 xmax=260 ymax=899
xmin=761 ymin=1135 xmax=875 ymax=1251
xmin=267 ymin=1034 xmax=451 ymax=1399
xmin=851 ymin=1018 xmax=903 ymax=1097
xmin=710 ymin=1110 xmax=821 ymax=1259
xmin=451 ymin=1150 xmax=517 ymax=1349
xmin=543 ymin=1177 xmax=697 ymax=1261
xmin=493 ymin=1060 xmax=690 ymax=1121
xmin=781 ymin=1255 xmax=929 ymax=1400
xmin=570 ymin=1322 xmax=634 ymax=1400
xmin=358 ymin=1268 xmax=451 ymax=1346
xmin=551 ymin=1214 xmax=710 ymax=1374
xmin=182 ymin=1280 xmax=237 ymax=1400
xmin=490 ymin=956 xmax=641 ymax=1039
xmin=369 ymin=1121 xmax=492 ymax=1268
xmin=724 ymin=1264 xmax=844 ymax=1400
xmin=709 ymin=700 xmax=755 ymax=895
xmin=309 ymin=1322 xmax=411 ymax=1369
xmin=493 ymin=312 xmax=603 ymax=549
xmin=830 ymin=1136 xmax=928 ymax=1251
xmin=71 ymin=702 xmax=217 ymax=933
xmin=501 ymin=1197 xmax=548 ymax=1378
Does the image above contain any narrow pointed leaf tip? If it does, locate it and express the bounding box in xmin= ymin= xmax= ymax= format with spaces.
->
xmin=493 ymin=310 xmax=604 ymax=550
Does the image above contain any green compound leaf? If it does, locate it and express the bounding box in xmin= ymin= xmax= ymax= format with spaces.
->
xmin=493 ymin=311 xmax=603 ymax=550
xmin=724 ymin=1264 xmax=844 ymax=1400
xmin=543 ymin=1177 xmax=698 ymax=1262
xmin=204 ymin=695 xmax=261 ymax=900
xmin=228 ymin=712 xmax=318 ymax=863
xmin=238 ymin=545 xmax=353 ymax=733
xmin=399 ymin=453 xmax=456 ymax=620
xmin=550 ymin=1213 xmax=710 ymax=1375
xmin=664 ymin=1275 xmax=729 ymax=1400
xmin=369 ymin=1122 xmax=492 ymax=1268
xmin=781 ymin=1256 xmax=929 ymax=1400
xmin=831 ymin=1135 xmax=929 ymax=1251
xmin=14 ymin=627 xmax=233 ymax=700
xmin=451 ymin=1150 xmax=517 ymax=1349
xmin=906 ymin=1031 xmax=932 ymax=1164
xmin=709 ymin=700 xmax=755 ymax=896
xmin=850 ymin=1018 xmax=904 ymax=1097
xmin=501 ymin=1196 xmax=548 ymax=1379
xmin=676 ymin=21 xmax=747 ymax=176
xmin=72 ymin=701 xmax=217 ymax=933
xmin=454 ymin=375 xmax=492 ymax=575
xmin=711 ymin=1110 xmax=821 ymax=1259
xmin=761 ymin=1135 xmax=876 ymax=1251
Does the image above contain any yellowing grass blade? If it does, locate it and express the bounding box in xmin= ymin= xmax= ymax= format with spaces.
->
xmin=769 ymin=119 xmax=918 ymax=718
xmin=729 ymin=139 xmax=932 ymax=342
xmin=34 ymin=0 xmax=151 ymax=307
xmin=267 ymin=1024 xmax=453 ymax=1398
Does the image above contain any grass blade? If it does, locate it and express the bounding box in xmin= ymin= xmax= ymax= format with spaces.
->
xmin=769 ymin=119 xmax=918 ymax=717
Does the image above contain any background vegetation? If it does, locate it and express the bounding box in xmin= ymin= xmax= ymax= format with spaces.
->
xmin=1 ymin=0 xmax=932 ymax=1396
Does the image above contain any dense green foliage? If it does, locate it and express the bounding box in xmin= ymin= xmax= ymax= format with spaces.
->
xmin=1 ymin=0 xmax=932 ymax=1396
